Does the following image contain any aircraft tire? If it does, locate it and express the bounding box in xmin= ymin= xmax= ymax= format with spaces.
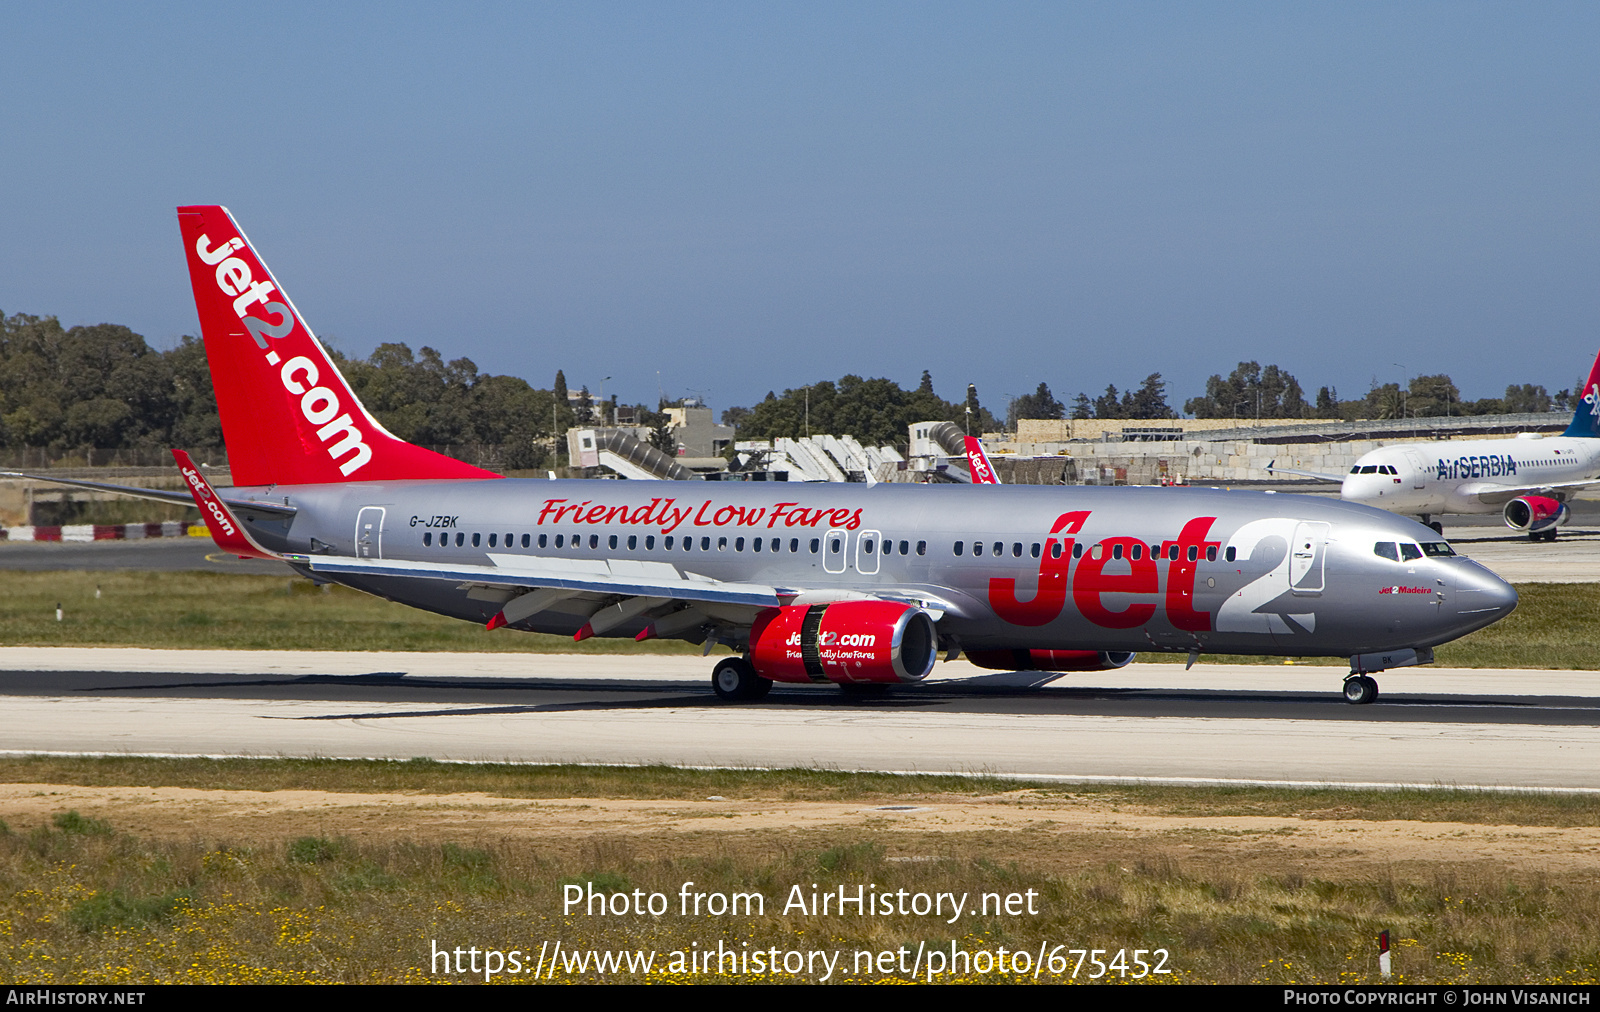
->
xmin=1429 ymin=521 xmax=1444 ymax=536
xmin=1342 ymin=675 xmax=1378 ymax=705
xmin=712 ymin=657 xmax=771 ymax=701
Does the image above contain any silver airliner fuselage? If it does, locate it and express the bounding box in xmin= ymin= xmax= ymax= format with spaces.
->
xmin=225 ymin=479 xmax=1515 ymax=661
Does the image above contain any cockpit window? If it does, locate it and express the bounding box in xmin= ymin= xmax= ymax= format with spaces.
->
xmin=1373 ymin=542 xmax=1399 ymax=561
xmin=1349 ymin=466 xmax=1361 ymax=474
xmin=1383 ymin=465 xmax=1398 ymax=475
xmin=1421 ymin=541 xmax=1455 ymax=557
xmin=1399 ymin=543 xmax=1423 ymax=562
xmin=1359 ymin=465 xmax=1378 ymax=474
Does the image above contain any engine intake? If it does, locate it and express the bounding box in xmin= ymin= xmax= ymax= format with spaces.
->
xmin=750 ymin=600 xmax=938 ymax=684
xmin=1503 ymin=495 xmax=1568 ymax=533
xmin=966 ymin=649 xmax=1136 ymax=672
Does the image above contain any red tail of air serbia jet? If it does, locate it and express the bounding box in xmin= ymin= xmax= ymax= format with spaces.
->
xmin=175 ymin=206 xmax=498 ymax=486
xmin=964 ymin=436 xmax=1001 ymax=484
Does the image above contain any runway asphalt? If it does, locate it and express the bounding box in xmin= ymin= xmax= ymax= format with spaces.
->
xmin=0 ymin=649 xmax=1595 ymax=791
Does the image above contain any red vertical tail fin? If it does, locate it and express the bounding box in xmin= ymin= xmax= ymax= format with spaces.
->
xmin=175 ymin=206 xmax=500 ymax=486
xmin=964 ymin=436 xmax=1001 ymax=484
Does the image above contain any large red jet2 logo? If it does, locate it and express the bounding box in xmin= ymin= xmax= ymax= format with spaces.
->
xmin=988 ymin=513 xmax=1220 ymax=632
xmin=193 ymin=232 xmax=373 ymax=476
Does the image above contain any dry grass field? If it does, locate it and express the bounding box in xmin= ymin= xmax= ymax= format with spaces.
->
xmin=0 ymin=759 xmax=1593 ymax=984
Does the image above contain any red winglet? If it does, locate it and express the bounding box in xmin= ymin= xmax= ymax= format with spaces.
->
xmin=172 ymin=449 xmax=278 ymax=560
xmin=573 ymin=622 xmax=595 ymax=642
xmin=486 ymin=612 xmax=507 ymax=631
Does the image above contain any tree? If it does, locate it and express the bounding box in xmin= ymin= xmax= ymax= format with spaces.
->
xmin=1184 ymin=362 xmax=1305 ymax=420
xmin=1093 ymin=384 xmax=1124 ymax=420
xmin=1070 ymin=393 xmax=1093 ymax=420
xmin=1502 ymin=383 xmax=1551 ymax=414
xmin=1008 ymin=382 xmax=1065 ymax=426
xmin=1125 ymin=373 xmax=1176 ymax=420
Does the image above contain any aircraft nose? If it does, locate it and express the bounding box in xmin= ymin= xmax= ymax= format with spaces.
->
xmin=1450 ymin=562 xmax=1518 ymax=628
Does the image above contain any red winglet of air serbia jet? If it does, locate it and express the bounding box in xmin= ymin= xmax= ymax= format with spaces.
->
xmin=964 ymin=436 xmax=1001 ymax=484
xmin=175 ymin=205 xmax=498 ymax=487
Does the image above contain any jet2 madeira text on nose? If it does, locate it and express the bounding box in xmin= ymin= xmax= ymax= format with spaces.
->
xmin=1271 ymin=350 xmax=1600 ymax=541
xmin=3 ymin=206 xmax=1520 ymax=708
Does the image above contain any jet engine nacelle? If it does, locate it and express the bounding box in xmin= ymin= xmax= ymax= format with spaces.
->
xmin=965 ymin=649 xmax=1136 ymax=672
xmin=1503 ymin=495 xmax=1569 ymax=534
xmin=749 ymin=600 xmax=938 ymax=684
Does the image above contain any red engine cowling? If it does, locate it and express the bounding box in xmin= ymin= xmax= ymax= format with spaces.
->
xmin=749 ymin=600 xmax=938 ymax=684
xmin=966 ymin=649 xmax=1136 ymax=672
xmin=1503 ymin=495 xmax=1569 ymax=534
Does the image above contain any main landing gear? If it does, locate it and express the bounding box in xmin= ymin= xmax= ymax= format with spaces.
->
xmin=1342 ymin=674 xmax=1379 ymax=705
xmin=711 ymin=656 xmax=772 ymax=701
xmin=1419 ymin=515 xmax=1444 ymax=537
xmin=1529 ymin=529 xmax=1558 ymax=542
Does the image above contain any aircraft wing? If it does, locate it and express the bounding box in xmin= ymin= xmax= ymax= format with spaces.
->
xmin=1458 ymin=478 xmax=1600 ymax=507
xmin=0 ymin=470 xmax=299 ymax=519
xmin=1264 ymin=460 xmax=1345 ymax=483
xmin=286 ymin=551 xmax=971 ymax=633
xmin=291 ymin=552 xmax=786 ymax=608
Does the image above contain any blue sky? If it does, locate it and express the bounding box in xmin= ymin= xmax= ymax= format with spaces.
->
xmin=3 ymin=3 xmax=1597 ymax=415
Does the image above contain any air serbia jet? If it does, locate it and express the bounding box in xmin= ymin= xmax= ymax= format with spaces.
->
xmin=7 ymin=206 xmax=1519 ymax=707
xmin=1270 ymin=350 xmax=1600 ymax=541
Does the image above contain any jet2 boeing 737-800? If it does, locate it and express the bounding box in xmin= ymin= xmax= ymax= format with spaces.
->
xmin=6 ymin=206 xmax=1519 ymax=707
xmin=1270 ymin=350 xmax=1600 ymax=540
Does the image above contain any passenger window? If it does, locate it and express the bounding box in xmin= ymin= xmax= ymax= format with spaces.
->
xmin=523 ymin=534 xmax=532 ymax=548
xmin=701 ymin=537 xmax=711 ymax=550
xmin=1050 ymin=542 xmax=1062 ymax=559
xmin=1112 ymin=544 xmax=1123 ymax=560
xmin=809 ymin=539 xmax=819 ymax=553
xmin=831 ymin=537 xmax=843 ymax=554
xmin=1073 ymin=543 xmax=1084 ymax=559
xmin=736 ymin=536 xmax=747 ymax=551
xmin=993 ymin=542 xmax=1003 ymax=557
xmin=1225 ymin=546 xmax=1236 ymax=562
xmin=456 ymin=533 xmax=465 ymax=547
xmin=646 ymin=536 xmax=655 ymax=550
xmin=1400 ymin=543 xmax=1423 ymax=562
xmin=1374 ymin=542 xmax=1399 ymax=561
xmin=589 ymin=534 xmax=599 ymax=549
xmin=627 ymin=535 xmax=636 ymax=550
xmin=609 ymin=535 xmax=618 ymax=550
xmin=1131 ymin=544 xmax=1142 ymax=560
xmin=916 ymin=541 xmax=926 ymax=556
xmin=423 ymin=532 xmax=432 ymax=546
xmin=954 ymin=541 xmax=964 ymax=557
xmin=489 ymin=533 xmax=497 ymax=547
xmin=774 ymin=539 xmax=783 ymax=552
xmin=505 ymin=532 xmax=512 ymax=546
xmin=1031 ymin=543 xmax=1040 ymax=558
xmin=753 ymin=537 xmax=762 ymax=552
xmin=974 ymin=542 xmax=985 ymax=557
xmin=1187 ymin=545 xmax=1197 ymax=562
xmin=863 ymin=539 xmax=874 ymax=554
xmin=665 ymin=536 xmax=675 ymax=549
xmin=719 ymin=537 xmax=728 ymax=551
xmin=554 ymin=534 xmax=563 ymax=548
xmin=683 ymin=537 xmax=693 ymax=551
xmin=1092 ymin=544 xmax=1104 ymax=560
xmin=1205 ymin=546 xmax=1216 ymax=562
